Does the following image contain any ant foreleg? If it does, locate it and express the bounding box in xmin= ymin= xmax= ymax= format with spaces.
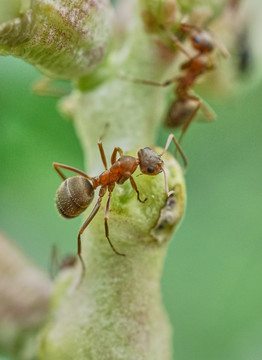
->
xmin=111 ymin=147 xmax=123 ymax=165
xmin=53 ymin=162 xmax=92 ymax=181
xmin=159 ymin=134 xmax=188 ymax=167
xmin=129 ymin=176 xmax=147 ymax=203
xmin=180 ymin=23 xmax=198 ymax=33
xmin=104 ymin=187 xmax=125 ymax=256
xmin=162 ymin=28 xmax=192 ymax=59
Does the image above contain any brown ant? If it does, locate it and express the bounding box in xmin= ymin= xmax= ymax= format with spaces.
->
xmin=53 ymin=134 xmax=186 ymax=271
xmin=121 ymin=23 xmax=228 ymax=145
xmin=49 ymin=244 xmax=77 ymax=279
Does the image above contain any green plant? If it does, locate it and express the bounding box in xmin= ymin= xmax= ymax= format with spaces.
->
xmin=0 ymin=1 xmax=248 ymax=359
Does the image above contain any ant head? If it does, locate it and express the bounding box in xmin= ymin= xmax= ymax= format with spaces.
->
xmin=190 ymin=30 xmax=214 ymax=53
xmin=137 ymin=147 xmax=164 ymax=175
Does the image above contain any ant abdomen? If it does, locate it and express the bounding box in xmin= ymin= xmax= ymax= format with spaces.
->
xmin=55 ymin=176 xmax=94 ymax=218
xmin=165 ymin=99 xmax=199 ymax=128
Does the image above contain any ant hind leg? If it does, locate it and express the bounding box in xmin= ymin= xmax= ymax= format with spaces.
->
xmin=178 ymin=97 xmax=201 ymax=147
xmin=53 ymin=162 xmax=92 ymax=181
xmin=76 ymin=195 xmax=104 ymax=279
xmin=104 ymin=189 xmax=125 ymax=256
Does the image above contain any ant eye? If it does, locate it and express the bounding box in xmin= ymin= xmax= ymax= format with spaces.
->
xmin=193 ymin=36 xmax=200 ymax=44
xmin=147 ymin=167 xmax=154 ymax=174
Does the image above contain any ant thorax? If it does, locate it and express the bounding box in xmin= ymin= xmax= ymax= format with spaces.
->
xmin=93 ymin=155 xmax=139 ymax=187
xmin=137 ymin=148 xmax=163 ymax=176
xmin=116 ymin=156 xmax=139 ymax=184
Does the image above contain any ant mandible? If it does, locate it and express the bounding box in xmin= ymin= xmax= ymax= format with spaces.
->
xmin=122 ymin=23 xmax=228 ymax=145
xmin=53 ymin=134 xmax=187 ymax=270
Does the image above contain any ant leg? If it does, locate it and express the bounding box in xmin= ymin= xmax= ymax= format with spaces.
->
xmin=129 ymin=176 xmax=147 ymax=203
xmin=111 ymin=147 xmax=123 ymax=165
xmin=199 ymin=100 xmax=216 ymax=122
xmin=32 ymin=76 xmax=70 ymax=97
xmin=159 ymin=134 xmax=188 ymax=167
xmin=178 ymin=97 xmax=201 ymax=146
xmin=162 ymin=28 xmax=192 ymax=58
xmin=171 ymin=36 xmax=191 ymax=58
xmin=180 ymin=23 xmax=197 ymax=32
xmin=189 ymin=90 xmax=216 ymax=122
xmin=97 ymin=139 xmax=108 ymax=170
xmin=208 ymin=31 xmax=229 ymax=58
xmin=53 ymin=162 xmax=92 ymax=181
xmin=119 ymin=73 xmax=177 ymax=88
xmin=77 ymin=195 xmax=104 ymax=274
xmin=104 ymin=189 xmax=126 ymax=256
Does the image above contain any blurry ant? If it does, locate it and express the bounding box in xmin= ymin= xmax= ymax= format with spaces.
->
xmin=236 ymin=28 xmax=252 ymax=74
xmin=53 ymin=134 xmax=187 ymax=271
xmin=49 ymin=244 xmax=77 ymax=279
xmin=121 ymin=23 xmax=228 ymax=145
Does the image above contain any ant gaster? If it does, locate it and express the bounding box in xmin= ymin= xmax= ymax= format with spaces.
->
xmin=54 ymin=134 xmax=187 ymax=270
xmin=121 ymin=23 xmax=228 ymax=145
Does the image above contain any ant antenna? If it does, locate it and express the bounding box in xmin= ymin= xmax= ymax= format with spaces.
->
xmin=161 ymin=166 xmax=175 ymax=197
xmin=99 ymin=122 xmax=110 ymax=142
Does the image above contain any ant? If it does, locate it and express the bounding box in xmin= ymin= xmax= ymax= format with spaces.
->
xmin=49 ymin=244 xmax=77 ymax=279
xmin=53 ymin=134 xmax=187 ymax=271
xmin=121 ymin=23 xmax=228 ymax=145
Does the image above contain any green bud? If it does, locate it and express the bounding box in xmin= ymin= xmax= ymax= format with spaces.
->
xmin=139 ymin=0 xmax=178 ymax=32
xmin=0 ymin=0 xmax=114 ymax=79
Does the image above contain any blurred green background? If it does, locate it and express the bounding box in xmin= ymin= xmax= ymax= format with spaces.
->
xmin=0 ymin=55 xmax=262 ymax=360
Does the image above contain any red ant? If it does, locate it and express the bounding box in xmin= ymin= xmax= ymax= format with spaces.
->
xmin=121 ymin=23 xmax=228 ymax=145
xmin=53 ymin=134 xmax=186 ymax=270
